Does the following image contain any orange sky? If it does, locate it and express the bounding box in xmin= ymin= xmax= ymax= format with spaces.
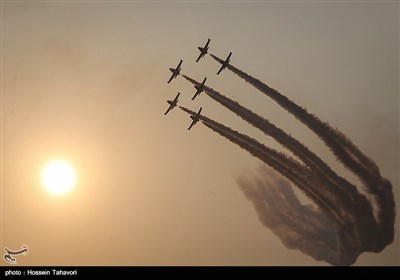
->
xmin=1 ymin=1 xmax=398 ymax=265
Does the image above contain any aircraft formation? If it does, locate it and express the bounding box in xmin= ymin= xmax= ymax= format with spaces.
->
xmin=165 ymin=39 xmax=232 ymax=130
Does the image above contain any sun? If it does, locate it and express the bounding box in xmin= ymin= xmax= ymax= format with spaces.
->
xmin=42 ymin=160 xmax=76 ymax=196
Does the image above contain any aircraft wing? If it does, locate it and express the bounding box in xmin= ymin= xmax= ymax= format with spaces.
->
xmin=176 ymin=60 xmax=183 ymax=69
xmin=188 ymin=120 xmax=196 ymax=130
xmin=167 ymin=73 xmax=175 ymax=83
xmin=196 ymin=53 xmax=203 ymax=62
xmin=217 ymin=65 xmax=225 ymax=75
xmin=191 ymin=91 xmax=200 ymax=100
xmin=164 ymin=106 xmax=173 ymax=115
xmin=204 ymin=39 xmax=210 ymax=48
xmin=192 ymin=87 xmax=204 ymax=100
xmin=174 ymin=92 xmax=180 ymax=102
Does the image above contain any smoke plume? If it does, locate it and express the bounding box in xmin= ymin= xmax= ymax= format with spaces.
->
xmin=179 ymin=54 xmax=395 ymax=265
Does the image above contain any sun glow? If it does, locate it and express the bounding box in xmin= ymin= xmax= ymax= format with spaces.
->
xmin=42 ymin=160 xmax=76 ymax=196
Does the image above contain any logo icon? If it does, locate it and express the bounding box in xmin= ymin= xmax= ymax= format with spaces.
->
xmin=3 ymin=245 xmax=29 ymax=265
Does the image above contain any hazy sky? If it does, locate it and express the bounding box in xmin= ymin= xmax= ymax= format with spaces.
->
xmin=1 ymin=0 xmax=398 ymax=265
